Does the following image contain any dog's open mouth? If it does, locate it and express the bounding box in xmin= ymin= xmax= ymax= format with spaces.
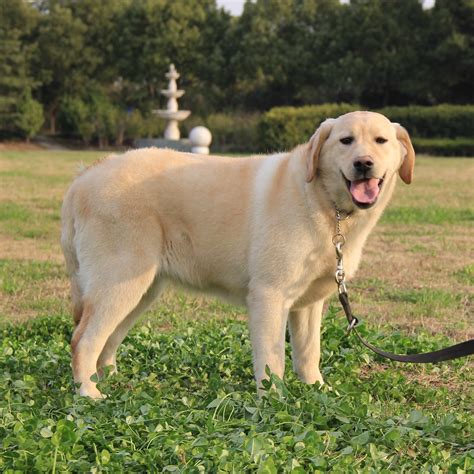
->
xmin=343 ymin=174 xmax=384 ymax=209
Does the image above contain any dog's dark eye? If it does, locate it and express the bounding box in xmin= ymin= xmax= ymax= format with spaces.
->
xmin=376 ymin=137 xmax=387 ymax=144
xmin=340 ymin=137 xmax=354 ymax=145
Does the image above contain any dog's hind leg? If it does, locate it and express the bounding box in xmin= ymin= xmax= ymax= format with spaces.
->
xmin=71 ymin=263 xmax=159 ymax=399
xmin=96 ymin=278 xmax=168 ymax=377
xmin=60 ymin=208 xmax=84 ymax=327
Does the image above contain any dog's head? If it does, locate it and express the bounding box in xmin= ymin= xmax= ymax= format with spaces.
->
xmin=306 ymin=111 xmax=415 ymax=211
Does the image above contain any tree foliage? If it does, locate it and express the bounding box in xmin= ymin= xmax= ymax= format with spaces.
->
xmin=0 ymin=0 xmax=38 ymax=134
xmin=15 ymin=92 xmax=44 ymax=142
xmin=0 ymin=0 xmax=472 ymax=142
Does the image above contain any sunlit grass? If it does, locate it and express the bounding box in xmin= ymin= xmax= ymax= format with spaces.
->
xmin=0 ymin=150 xmax=473 ymax=471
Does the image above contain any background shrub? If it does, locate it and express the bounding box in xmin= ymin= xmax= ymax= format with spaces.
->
xmin=205 ymin=113 xmax=260 ymax=153
xmin=58 ymin=98 xmax=164 ymax=147
xmin=378 ymin=104 xmax=474 ymax=138
xmin=258 ymin=104 xmax=359 ymax=152
xmin=91 ymin=94 xmax=118 ymax=148
xmin=58 ymin=97 xmax=95 ymax=145
xmin=411 ymin=137 xmax=474 ymax=157
xmin=15 ymin=93 xmax=44 ymax=143
xmin=258 ymin=104 xmax=474 ymax=154
xmin=182 ymin=113 xmax=261 ymax=153
xmin=124 ymin=110 xmax=146 ymax=143
xmin=56 ymin=102 xmax=474 ymax=154
xmin=142 ymin=113 xmax=165 ymax=140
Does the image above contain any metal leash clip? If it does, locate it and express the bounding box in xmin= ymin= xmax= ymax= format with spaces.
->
xmin=347 ymin=316 xmax=359 ymax=332
xmin=333 ymin=209 xmax=348 ymax=294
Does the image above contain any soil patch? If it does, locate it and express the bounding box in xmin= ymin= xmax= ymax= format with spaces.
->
xmin=0 ymin=141 xmax=45 ymax=151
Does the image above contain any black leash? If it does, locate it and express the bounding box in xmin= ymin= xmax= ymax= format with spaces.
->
xmin=338 ymin=290 xmax=474 ymax=363
xmin=333 ymin=209 xmax=474 ymax=363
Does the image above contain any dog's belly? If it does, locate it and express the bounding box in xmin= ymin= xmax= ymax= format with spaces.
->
xmin=159 ymin=225 xmax=250 ymax=305
xmin=173 ymin=280 xmax=248 ymax=307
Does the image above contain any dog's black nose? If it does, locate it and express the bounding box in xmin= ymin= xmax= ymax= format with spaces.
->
xmin=353 ymin=158 xmax=374 ymax=172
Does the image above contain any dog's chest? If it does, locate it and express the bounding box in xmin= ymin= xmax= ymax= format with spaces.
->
xmin=293 ymin=240 xmax=362 ymax=308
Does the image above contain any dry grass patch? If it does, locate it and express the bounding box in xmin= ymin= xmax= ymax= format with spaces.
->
xmin=350 ymin=156 xmax=473 ymax=340
xmin=0 ymin=151 xmax=472 ymax=343
xmin=358 ymin=362 xmax=471 ymax=393
xmin=352 ymin=224 xmax=473 ymax=340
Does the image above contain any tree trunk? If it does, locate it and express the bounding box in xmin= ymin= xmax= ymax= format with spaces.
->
xmin=116 ymin=126 xmax=125 ymax=146
xmin=48 ymin=107 xmax=57 ymax=134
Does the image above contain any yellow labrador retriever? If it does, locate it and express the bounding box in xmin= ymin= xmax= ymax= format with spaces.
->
xmin=61 ymin=111 xmax=415 ymax=398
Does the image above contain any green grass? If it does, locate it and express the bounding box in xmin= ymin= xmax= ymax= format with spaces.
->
xmin=0 ymin=199 xmax=62 ymax=240
xmin=381 ymin=206 xmax=473 ymax=225
xmin=0 ymin=169 xmax=36 ymax=178
xmin=0 ymin=309 xmax=472 ymax=472
xmin=409 ymin=243 xmax=437 ymax=255
xmin=383 ymin=288 xmax=461 ymax=308
xmin=0 ymin=260 xmax=64 ymax=295
xmin=0 ymin=202 xmax=32 ymax=222
xmin=0 ymin=150 xmax=473 ymax=471
xmin=454 ymin=264 xmax=474 ymax=285
xmin=353 ymin=282 xmax=463 ymax=314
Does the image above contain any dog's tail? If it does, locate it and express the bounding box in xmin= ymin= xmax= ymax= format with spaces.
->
xmin=61 ymin=188 xmax=83 ymax=326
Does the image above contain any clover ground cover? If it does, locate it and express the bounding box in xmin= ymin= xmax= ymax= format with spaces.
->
xmin=0 ymin=150 xmax=473 ymax=471
xmin=1 ymin=309 xmax=472 ymax=472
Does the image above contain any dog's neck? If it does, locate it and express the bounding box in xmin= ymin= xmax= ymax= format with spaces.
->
xmin=294 ymin=159 xmax=398 ymax=249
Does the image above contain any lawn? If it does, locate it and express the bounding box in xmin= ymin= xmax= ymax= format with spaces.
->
xmin=0 ymin=150 xmax=473 ymax=472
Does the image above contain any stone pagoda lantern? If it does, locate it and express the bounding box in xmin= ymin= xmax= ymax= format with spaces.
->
xmin=154 ymin=64 xmax=190 ymax=140
xmin=134 ymin=63 xmax=211 ymax=153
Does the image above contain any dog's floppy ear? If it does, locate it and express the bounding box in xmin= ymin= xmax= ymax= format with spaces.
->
xmin=393 ymin=123 xmax=415 ymax=184
xmin=306 ymin=118 xmax=335 ymax=183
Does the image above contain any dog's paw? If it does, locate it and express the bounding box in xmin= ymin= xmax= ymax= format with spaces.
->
xmin=298 ymin=370 xmax=324 ymax=386
xmin=78 ymin=385 xmax=106 ymax=400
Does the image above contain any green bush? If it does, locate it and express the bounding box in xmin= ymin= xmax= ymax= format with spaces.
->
xmin=124 ymin=109 xmax=146 ymax=142
xmin=15 ymin=93 xmax=44 ymax=143
xmin=378 ymin=104 xmax=474 ymax=139
xmin=258 ymin=104 xmax=359 ymax=152
xmin=206 ymin=113 xmax=261 ymax=153
xmin=59 ymin=97 xmax=95 ymax=144
xmin=142 ymin=113 xmax=165 ymax=139
xmin=258 ymin=104 xmax=474 ymax=154
xmin=181 ymin=113 xmax=261 ymax=153
xmin=91 ymin=95 xmax=118 ymax=147
xmin=124 ymin=110 xmax=142 ymax=138
xmin=412 ymin=137 xmax=474 ymax=157
xmin=59 ymin=98 xmax=160 ymax=147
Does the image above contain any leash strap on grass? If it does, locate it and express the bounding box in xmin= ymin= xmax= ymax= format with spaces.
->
xmin=338 ymin=291 xmax=474 ymax=363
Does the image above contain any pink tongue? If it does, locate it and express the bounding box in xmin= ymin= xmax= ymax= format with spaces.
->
xmin=350 ymin=178 xmax=381 ymax=203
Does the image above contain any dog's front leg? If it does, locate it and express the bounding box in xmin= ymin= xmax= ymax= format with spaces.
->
xmin=247 ymin=286 xmax=290 ymax=392
xmin=288 ymin=300 xmax=324 ymax=385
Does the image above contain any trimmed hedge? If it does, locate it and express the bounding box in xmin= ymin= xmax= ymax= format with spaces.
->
xmin=55 ymin=101 xmax=474 ymax=156
xmin=378 ymin=105 xmax=474 ymax=139
xmin=412 ymin=137 xmax=474 ymax=157
xmin=182 ymin=113 xmax=260 ymax=153
xmin=258 ymin=104 xmax=474 ymax=155
xmin=258 ymin=103 xmax=359 ymax=152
